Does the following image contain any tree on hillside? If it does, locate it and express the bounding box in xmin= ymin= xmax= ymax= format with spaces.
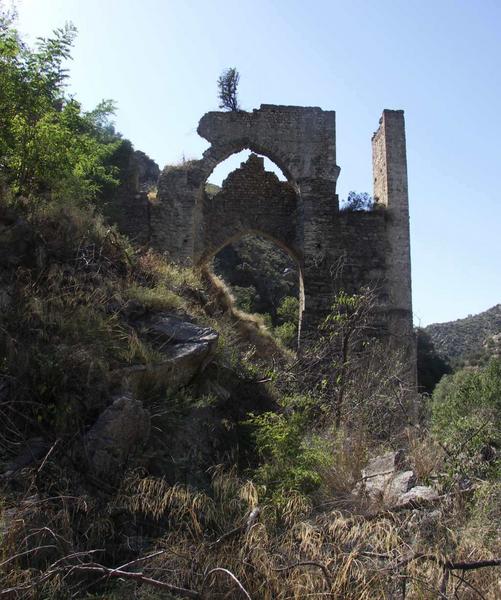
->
xmin=0 ymin=11 xmax=120 ymax=201
xmin=217 ymin=67 xmax=240 ymax=111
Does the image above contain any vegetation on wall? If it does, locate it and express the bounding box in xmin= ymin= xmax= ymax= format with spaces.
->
xmin=217 ymin=67 xmax=240 ymax=112
xmin=340 ymin=191 xmax=374 ymax=211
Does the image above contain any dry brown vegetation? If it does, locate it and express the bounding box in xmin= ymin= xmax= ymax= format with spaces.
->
xmin=1 ymin=468 xmax=500 ymax=599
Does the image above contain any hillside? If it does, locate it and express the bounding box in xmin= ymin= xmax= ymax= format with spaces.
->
xmin=425 ymin=303 xmax=501 ymax=366
xmin=1 ymin=14 xmax=500 ymax=599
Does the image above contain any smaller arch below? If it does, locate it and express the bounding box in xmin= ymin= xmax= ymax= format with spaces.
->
xmin=207 ymin=231 xmax=305 ymax=349
xmin=196 ymin=228 xmax=303 ymax=270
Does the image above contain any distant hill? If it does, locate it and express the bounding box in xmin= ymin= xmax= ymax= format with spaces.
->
xmin=425 ymin=304 xmax=501 ymax=366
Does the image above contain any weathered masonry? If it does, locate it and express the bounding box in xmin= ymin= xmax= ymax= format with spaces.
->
xmin=126 ymin=105 xmax=415 ymax=373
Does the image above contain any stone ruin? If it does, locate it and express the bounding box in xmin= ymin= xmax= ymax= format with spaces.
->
xmin=116 ymin=104 xmax=415 ymax=382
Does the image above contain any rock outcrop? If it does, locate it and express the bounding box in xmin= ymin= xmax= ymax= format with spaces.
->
xmin=117 ymin=314 xmax=219 ymax=391
xmin=357 ymin=449 xmax=438 ymax=508
xmin=85 ymin=394 xmax=150 ymax=479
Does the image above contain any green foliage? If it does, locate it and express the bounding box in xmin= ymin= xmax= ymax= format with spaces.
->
xmin=231 ymin=284 xmax=257 ymax=313
xmin=416 ymin=327 xmax=451 ymax=394
xmin=0 ymin=11 xmax=120 ymax=200
xmin=247 ymin=395 xmax=331 ymax=503
xmin=274 ymin=321 xmax=297 ymax=348
xmin=431 ymin=357 xmax=501 ymax=480
xmin=277 ymin=295 xmax=299 ymax=324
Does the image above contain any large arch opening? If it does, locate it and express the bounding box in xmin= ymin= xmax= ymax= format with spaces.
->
xmin=206 ymin=149 xmax=287 ymax=190
xmin=211 ymin=232 xmax=304 ymax=350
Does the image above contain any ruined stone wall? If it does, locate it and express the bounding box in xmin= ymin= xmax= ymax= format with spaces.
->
xmin=196 ymin=154 xmax=301 ymax=264
xmin=146 ymin=104 xmax=415 ymax=382
xmin=104 ymin=149 xmax=158 ymax=246
xmin=151 ymin=105 xmax=339 ymax=265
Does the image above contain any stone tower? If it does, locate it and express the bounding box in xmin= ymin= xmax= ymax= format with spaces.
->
xmin=372 ymin=110 xmax=415 ymax=375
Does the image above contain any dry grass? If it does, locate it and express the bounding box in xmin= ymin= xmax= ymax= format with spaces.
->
xmin=3 ymin=466 xmax=498 ymax=599
xmin=406 ymin=428 xmax=445 ymax=482
xmin=12 ymin=469 xmax=483 ymax=599
xmin=200 ymin=269 xmax=292 ymax=362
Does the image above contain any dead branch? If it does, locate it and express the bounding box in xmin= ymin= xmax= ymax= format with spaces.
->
xmin=272 ymin=560 xmax=332 ymax=589
xmin=209 ymin=507 xmax=261 ymax=547
xmin=61 ymin=564 xmax=200 ymax=598
xmin=201 ymin=567 xmax=252 ymax=600
xmin=395 ymin=552 xmax=501 ymax=572
xmin=450 ymin=570 xmax=487 ymax=600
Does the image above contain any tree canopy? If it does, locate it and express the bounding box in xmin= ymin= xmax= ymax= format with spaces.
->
xmin=217 ymin=67 xmax=240 ymax=111
xmin=0 ymin=9 xmax=122 ymax=202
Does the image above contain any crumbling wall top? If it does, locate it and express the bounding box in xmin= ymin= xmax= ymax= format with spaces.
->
xmin=197 ymin=104 xmax=339 ymax=183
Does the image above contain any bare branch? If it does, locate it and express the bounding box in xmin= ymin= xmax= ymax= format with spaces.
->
xmin=272 ymin=561 xmax=332 ymax=589
xmin=202 ymin=567 xmax=252 ymax=600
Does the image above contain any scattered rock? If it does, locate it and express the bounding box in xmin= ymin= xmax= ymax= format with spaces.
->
xmin=357 ymin=450 xmax=439 ymax=508
xmin=363 ymin=450 xmax=408 ymax=477
xmin=3 ymin=437 xmax=50 ymax=477
xmin=115 ymin=315 xmax=219 ymax=390
xmin=360 ymin=450 xmax=409 ymax=500
xmin=397 ymin=485 xmax=439 ymax=505
xmin=384 ymin=470 xmax=416 ymax=503
xmin=85 ymin=395 xmax=150 ymax=479
xmin=147 ymin=314 xmax=219 ymax=348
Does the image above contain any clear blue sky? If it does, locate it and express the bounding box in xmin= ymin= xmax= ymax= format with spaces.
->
xmin=14 ymin=0 xmax=501 ymax=326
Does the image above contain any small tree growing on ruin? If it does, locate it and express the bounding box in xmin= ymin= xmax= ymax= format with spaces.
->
xmin=341 ymin=191 xmax=374 ymax=212
xmin=217 ymin=67 xmax=240 ymax=111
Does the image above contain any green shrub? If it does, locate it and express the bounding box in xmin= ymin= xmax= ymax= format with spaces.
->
xmin=431 ymin=357 xmax=501 ymax=480
xmin=277 ymin=295 xmax=299 ymax=324
xmin=247 ymin=395 xmax=331 ymax=504
xmin=274 ymin=321 xmax=297 ymax=348
xmin=0 ymin=12 xmax=120 ymax=202
xmin=231 ymin=284 xmax=257 ymax=313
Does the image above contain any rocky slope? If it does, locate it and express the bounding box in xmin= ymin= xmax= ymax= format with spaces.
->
xmin=425 ymin=303 xmax=501 ymax=366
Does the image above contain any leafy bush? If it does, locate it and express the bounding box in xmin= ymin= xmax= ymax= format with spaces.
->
xmin=247 ymin=395 xmax=331 ymax=504
xmin=274 ymin=321 xmax=297 ymax=348
xmin=340 ymin=191 xmax=374 ymax=212
xmin=431 ymin=357 xmax=501 ymax=480
xmin=277 ymin=295 xmax=299 ymax=324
